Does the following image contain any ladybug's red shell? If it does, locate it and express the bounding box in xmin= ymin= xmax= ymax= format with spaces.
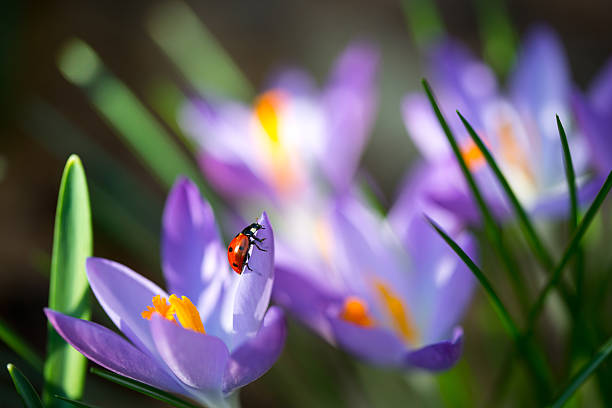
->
xmin=228 ymin=234 xmax=250 ymax=274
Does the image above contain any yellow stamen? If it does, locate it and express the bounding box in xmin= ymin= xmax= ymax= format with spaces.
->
xmin=374 ymin=280 xmax=419 ymax=345
xmin=340 ymin=296 xmax=374 ymax=327
xmin=252 ymin=89 xmax=299 ymax=194
xmin=141 ymin=294 xmax=206 ymax=334
xmin=254 ymin=90 xmax=285 ymax=143
xmin=168 ymin=295 xmax=206 ymax=334
xmin=461 ymin=139 xmax=485 ymax=171
xmin=141 ymin=295 xmax=175 ymax=322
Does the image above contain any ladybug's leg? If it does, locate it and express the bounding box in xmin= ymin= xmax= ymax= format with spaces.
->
xmin=253 ymin=242 xmax=267 ymax=252
xmin=244 ymin=252 xmax=253 ymax=271
xmin=253 ymin=236 xmax=266 ymax=243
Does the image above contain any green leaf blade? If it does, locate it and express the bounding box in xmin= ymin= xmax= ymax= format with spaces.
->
xmin=147 ymin=0 xmax=254 ymax=101
xmin=53 ymin=395 xmax=99 ymax=408
xmin=528 ymin=171 xmax=612 ymax=327
xmin=426 ymin=217 xmax=519 ymax=339
xmin=0 ymin=318 xmax=44 ymax=372
xmin=421 ymin=79 xmax=529 ymax=313
xmin=401 ymin=0 xmax=445 ymax=50
xmin=457 ymin=110 xmax=554 ymax=270
xmin=90 ymin=367 xmax=201 ymax=408
xmin=57 ymin=39 xmax=222 ymax=215
xmin=7 ymin=363 xmax=44 ymax=408
xmin=43 ymin=155 xmax=93 ymax=407
xmin=426 ymin=216 xmax=552 ymax=401
xmin=551 ymin=337 xmax=612 ymax=408
xmin=556 ymin=115 xmax=578 ymax=231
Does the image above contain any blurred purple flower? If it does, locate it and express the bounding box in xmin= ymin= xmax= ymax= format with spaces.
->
xmin=273 ymin=192 xmax=476 ymax=370
xmin=179 ymin=42 xmax=379 ymax=204
xmin=573 ymin=58 xmax=612 ymax=177
xmin=45 ymin=178 xmax=285 ymax=408
xmin=402 ymin=25 xmax=599 ymax=223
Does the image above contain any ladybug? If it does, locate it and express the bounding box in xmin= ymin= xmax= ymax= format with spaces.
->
xmin=227 ymin=222 xmax=266 ymax=274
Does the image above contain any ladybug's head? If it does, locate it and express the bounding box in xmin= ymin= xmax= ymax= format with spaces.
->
xmin=242 ymin=222 xmax=264 ymax=236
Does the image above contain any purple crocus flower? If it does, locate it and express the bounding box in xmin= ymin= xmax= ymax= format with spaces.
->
xmin=572 ymin=57 xmax=612 ymax=178
xmin=45 ymin=178 xmax=286 ymax=408
xmin=273 ymin=191 xmax=475 ymax=370
xmin=179 ymin=42 xmax=378 ymax=205
xmin=401 ymin=26 xmax=595 ymax=223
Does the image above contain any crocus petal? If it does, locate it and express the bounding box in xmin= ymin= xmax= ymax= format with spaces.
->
xmin=273 ymin=264 xmax=343 ymax=341
xmin=428 ymin=39 xmax=497 ymax=133
xmin=181 ymin=98 xmax=253 ymax=164
xmin=45 ymin=309 xmax=183 ymax=394
xmin=198 ymin=153 xmax=275 ymax=201
xmin=573 ymin=91 xmax=612 ymax=175
xmin=511 ymin=25 xmax=570 ymax=140
xmin=330 ymin=194 xmax=413 ymax=309
xmin=223 ymin=306 xmax=287 ymax=394
xmin=510 ymin=26 xmax=571 ymax=191
xmin=402 ymin=94 xmax=452 ymax=161
xmin=390 ymin=161 xmax=469 ymax=242
xmin=404 ymin=327 xmax=464 ymax=371
xmin=321 ymin=42 xmax=379 ymax=191
xmin=423 ymin=233 xmax=476 ymax=343
xmin=162 ymin=177 xmax=225 ymax=303
xmin=87 ymin=257 xmax=168 ymax=356
xmin=404 ymin=40 xmax=496 ymax=162
xmin=181 ymin=98 xmax=275 ymax=200
xmin=327 ymin=310 xmax=407 ymax=366
xmin=265 ymin=67 xmax=317 ymax=97
xmin=388 ymin=162 xmax=477 ymax=336
xmin=232 ymin=212 xmax=275 ymax=341
xmin=589 ymin=57 xmax=612 ymax=117
xmin=150 ymin=314 xmax=229 ymax=391
xmin=531 ymin=176 xmax=603 ymax=218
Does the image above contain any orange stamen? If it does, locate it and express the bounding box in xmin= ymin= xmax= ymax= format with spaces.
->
xmin=141 ymin=294 xmax=206 ymax=334
xmin=340 ymin=296 xmax=375 ymax=327
xmin=141 ymin=295 xmax=176 ymax=322
xmin=374 ymin=280 xmax=419 ymax=345
xmin=168 ymin=295 xmax=206 ymax=334
xmin=461 ymin=139 xmax=485 ymax=171
xmin=253 ymin=89 xmax=299 ymax=194
xmin=254 ymin=90 xmax=285 ymax=143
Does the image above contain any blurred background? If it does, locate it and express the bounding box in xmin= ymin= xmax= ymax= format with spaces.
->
xmin=1 ymin=0 xmax=611 ymax=406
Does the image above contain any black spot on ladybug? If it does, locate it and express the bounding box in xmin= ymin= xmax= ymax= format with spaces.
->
xmin=232 ymin=263 xmax=239 ymax=267
xmin=228 ymin=247 xmax=233 ymax=252
xmin=239 ymin=246 xmax=244 ymax=251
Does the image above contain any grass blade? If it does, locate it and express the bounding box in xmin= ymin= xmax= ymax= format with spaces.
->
xmin=551 ymin=336 xmax=612 ymax=408
xmin=426 ymin=217 xmax=520 ymax=338
xmin=43 ymin=155 xmax=92 ymax=407
xmin=24 ymin=99 xmax=161 ymax=269
xmin=527 ymin=171 xmax=612 ymax=328
xmin=556 ymin=115 xmax=578 ymax=231
xmin=401 ymin=0 xmax=444 ymax=50
xmin=556 ymin=115 xmax=584 ymax=305
xmin=457 ymin=110 xmax=554 ymax=270
xmin=426 ymin=216 xmax=552 ymax=400
xmin=474 ymin=0 xmax=516 ymax=76
xmin=7 ymin=363 xmax=44 ymax=408
xmin=147 ymin=0 xmax=254 ymax=101
xmin=0 ymin=318 xmax=44 ymax=372
xmin=421 ymin=79 xmax=530 ymax=313
xmin=53 ymin=396 xmax=99 ymax=408
xmin=56 ymin=39 xmax=222 ymax=214
xmin=90 ymin=367 xmax=201 ymax=408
